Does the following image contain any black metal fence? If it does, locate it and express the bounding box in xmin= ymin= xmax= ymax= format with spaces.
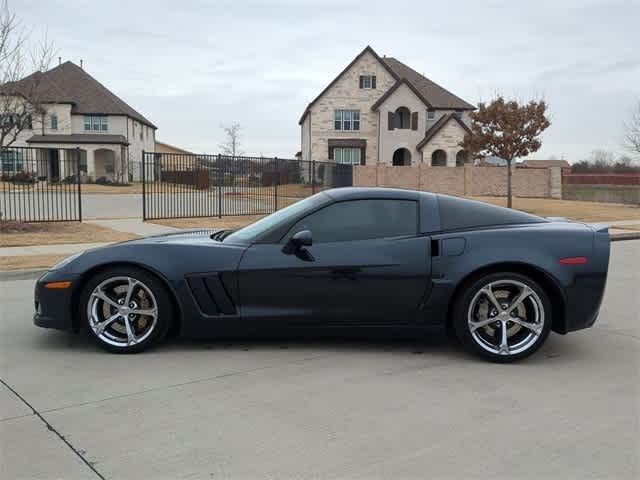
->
xmin=1 ymin=146 xmax=82 ymax=222
xmin=141 ymin=152 xmax=353 ymax=220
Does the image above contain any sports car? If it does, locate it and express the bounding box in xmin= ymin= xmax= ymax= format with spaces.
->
xmin=34 ymin=187 xmax=611 ymax=362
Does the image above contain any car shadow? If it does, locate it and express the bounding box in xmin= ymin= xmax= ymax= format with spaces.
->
xmin=29 ymin=327 xmax=589 ymax=364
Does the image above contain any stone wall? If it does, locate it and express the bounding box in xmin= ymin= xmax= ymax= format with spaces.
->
xmin=353 ymin=165 xmax=559 ymax=198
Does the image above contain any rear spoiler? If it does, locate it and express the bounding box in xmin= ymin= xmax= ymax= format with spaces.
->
xmin=546 ymin=216 xmax=610 ymax=235
xmin=588 ymin=223 xmax=610 ymax=234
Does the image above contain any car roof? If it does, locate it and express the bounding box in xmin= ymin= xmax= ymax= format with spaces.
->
xmin=323 ymin=187 xmax=429 ymax=201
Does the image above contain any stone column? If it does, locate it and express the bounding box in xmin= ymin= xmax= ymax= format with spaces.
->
xmin=86 ymin=148 xmax=96 ymax=179
xmin=549 ymin=167 xmax=562 ymax=199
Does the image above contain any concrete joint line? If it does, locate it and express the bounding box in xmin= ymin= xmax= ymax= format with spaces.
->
xmin=0 ymin=378 xmax=106 ymax=480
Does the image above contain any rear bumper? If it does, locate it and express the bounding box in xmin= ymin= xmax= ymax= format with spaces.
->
xmin=33 ymin=271 xmax=76 ymax=332
xmin=561 ymin=229 xmax=610 ymax=333
xmin=562 ymin=274 xmax=607 ymax=333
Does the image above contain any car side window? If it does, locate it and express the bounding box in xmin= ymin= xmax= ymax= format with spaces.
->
xmin=282 ymin=199 xmax=418 ymax=243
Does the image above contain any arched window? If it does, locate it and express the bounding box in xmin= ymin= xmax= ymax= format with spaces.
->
xmin=431 ymin=149 xmax=447 ymax=166
xmin=392 ymin=148 xmax=411 ymax=166
xmin=394 ymin=107 xmax=411 ymax=129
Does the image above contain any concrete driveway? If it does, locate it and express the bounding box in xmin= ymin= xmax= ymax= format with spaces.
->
xmin=1 ymin=241 xmax=638 ymax=479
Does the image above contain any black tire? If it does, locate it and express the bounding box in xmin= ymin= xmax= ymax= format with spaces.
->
xmin=452 ymin=272 xmax=552 ymax=362
xmin=79 ymin=266 xmax=172 ymax=353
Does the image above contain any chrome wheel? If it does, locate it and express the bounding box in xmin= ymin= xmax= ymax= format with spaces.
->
xmin=87 ymin=276 xmax=158 ymax=348
xmin=467 ymin=279 xmax=545 ymax=356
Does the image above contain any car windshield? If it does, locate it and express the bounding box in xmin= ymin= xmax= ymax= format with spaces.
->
xmin=224 ymin=194 xmax=325 ymax=243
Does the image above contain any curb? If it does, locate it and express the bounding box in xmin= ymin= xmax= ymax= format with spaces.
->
xmin=610 ymin=232 xmax=640 ymax=242
xmin=0 ymin=269 xmax=46 ymax=281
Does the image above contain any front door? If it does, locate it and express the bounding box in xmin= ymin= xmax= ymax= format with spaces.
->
xmin=237 ymin=199 xmax=432 ymax=326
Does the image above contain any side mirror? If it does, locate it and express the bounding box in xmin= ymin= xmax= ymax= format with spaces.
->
xmin=283 ymin=229 xmax=312 ymax=254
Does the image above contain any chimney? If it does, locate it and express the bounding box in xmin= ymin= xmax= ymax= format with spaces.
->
xmin=58 ymin=57 xmax=61 ymax=66
xmin=80 ymin=59 xmax=83 ymax=69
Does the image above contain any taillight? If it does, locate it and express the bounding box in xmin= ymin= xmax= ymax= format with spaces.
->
xmin=558 ymin=256 xmax=588 ymax=265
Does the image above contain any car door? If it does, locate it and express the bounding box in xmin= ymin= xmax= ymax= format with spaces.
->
xmin=237 ymin=199 xmax=432 ymax=326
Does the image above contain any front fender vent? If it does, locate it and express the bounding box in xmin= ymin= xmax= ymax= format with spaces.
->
xmin=186 ymin=273 xmax=236 ymax=316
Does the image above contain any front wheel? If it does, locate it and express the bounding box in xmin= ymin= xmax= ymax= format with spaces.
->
xmin=79 ymin=267 xmax=172 ymax=353
xmin=452 ymin=273 xmax=552 ymax=362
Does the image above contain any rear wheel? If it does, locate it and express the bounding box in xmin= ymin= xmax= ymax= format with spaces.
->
xmin=452 ymin=272 xmax=552 ymax=362
xmin=80 ymin=267 xmax=171 ymax=353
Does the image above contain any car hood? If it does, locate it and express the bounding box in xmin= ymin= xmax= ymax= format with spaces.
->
xmin=113 ymin=229 xmax=233 ymax=247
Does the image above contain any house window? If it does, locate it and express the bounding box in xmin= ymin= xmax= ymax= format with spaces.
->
xmin=394 ymin=107 xmax=411 ymax=129
xmin=334 ymin=110 xmax=360 ymax=131
xmin=83 ymin=115 xmax=108 ymax=131
xmin=455 ymin=110 xmax=463 ymax=119
xmin=427 ymin=110 xmax=435 ymax=120
xmin=334 ymin=147 xmax=361 ymax=165
xmin=359 ymin=75 xmax=376 ymax=89
xmin=1 ymin=149 xmax=24 ymax=172
xmin=50 ymin=114 xmax=58 ymax=130
xmin=140 ymin=125 xmax=143 ymax=140
xmin=1 ymin=113 xmax=32 ymax=129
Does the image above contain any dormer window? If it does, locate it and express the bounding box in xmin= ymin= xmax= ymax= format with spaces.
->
xmin=50 ymin=114 xmax=58 ymax=130
xmin=359 ymin=75 xmax=376 ymax=89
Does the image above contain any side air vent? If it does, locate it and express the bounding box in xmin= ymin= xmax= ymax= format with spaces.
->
xmin=186 ymin=273 xmax=236 ymax=316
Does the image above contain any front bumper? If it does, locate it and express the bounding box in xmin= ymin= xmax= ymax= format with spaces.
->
xmin=33 ymin=271 xmax=77 ymax=331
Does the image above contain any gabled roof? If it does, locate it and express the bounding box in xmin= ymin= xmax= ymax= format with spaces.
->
xmin=298 ymin=46 xmax=475 ymax=125
xmin=416 ymin=113 xmax=471 ymax=150
xmin=370 ymin=78 xmax=433 ymax=111
xmin=3 ymin=61 xmax=156 ymax=128
xmin=155 ymin=140 xmax=194 ymax=154
xmin=381 ymin=57 xmax=475 ymax=111
xmin=298 ymin=46 xmax=398 ymax=125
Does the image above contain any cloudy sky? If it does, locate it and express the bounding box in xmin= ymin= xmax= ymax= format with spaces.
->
xmin=16 ymin=0 xmax=640 ymax=162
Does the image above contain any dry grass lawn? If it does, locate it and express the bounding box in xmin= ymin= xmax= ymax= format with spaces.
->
xmin=0 ymin=254 xmax=66 ymax=271
xmin=150 ymin=215 xmax=264 ymax=230
xmin=468 ymin=196 xmax=640 ymax=222
xmin=0 ymin=221 xmax=137 ymax=247
xmin=611 ymin=223 xmax=640 ymax=231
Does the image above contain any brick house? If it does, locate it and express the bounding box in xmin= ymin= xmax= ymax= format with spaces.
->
xmin=299 ymin=46 xmax=475 ymax=167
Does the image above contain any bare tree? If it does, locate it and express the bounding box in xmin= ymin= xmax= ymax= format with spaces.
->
xmin=218 ymin=122 xmax=243 ymax=157
xmin=0 ymin=0 xmax=54 ymax=147
xmin=625 ymin=101 xmax=640 ymax=155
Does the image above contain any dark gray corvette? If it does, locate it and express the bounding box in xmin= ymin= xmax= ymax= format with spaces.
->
xmin=34 ymin=187 xmax=610 ymax=361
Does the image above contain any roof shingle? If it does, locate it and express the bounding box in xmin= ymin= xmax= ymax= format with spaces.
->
xmin=3 ymin=62 xmax=156 ymax=128
xmin=381 ymin=57 xmax=475 ymax=110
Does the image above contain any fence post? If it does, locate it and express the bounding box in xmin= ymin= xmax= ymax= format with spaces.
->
xmin=217 ymin=154 xmax=222 ymax=218
xmin=76 ymin=148 xmax=82 ymax=222
xmin=312 ymin=160 xmax=316 ymax=194
xmin=274 ymin=157 xmax=279 ymax=211
xmin=141 ymin=150 xmax=146 ymax=220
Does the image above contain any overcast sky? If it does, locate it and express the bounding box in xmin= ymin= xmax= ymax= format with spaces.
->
xmin=17 ymin=0 xmax=640 ymax=162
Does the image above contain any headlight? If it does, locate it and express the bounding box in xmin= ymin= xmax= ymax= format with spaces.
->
xmin=50 ymin=252 xmax=83 ymax=271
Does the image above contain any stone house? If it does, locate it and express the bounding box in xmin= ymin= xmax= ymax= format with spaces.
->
xmin=299 ymin=46 xmax=475 ymax=167
xmin=2 ymin=61 xmax=156 ymax=182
